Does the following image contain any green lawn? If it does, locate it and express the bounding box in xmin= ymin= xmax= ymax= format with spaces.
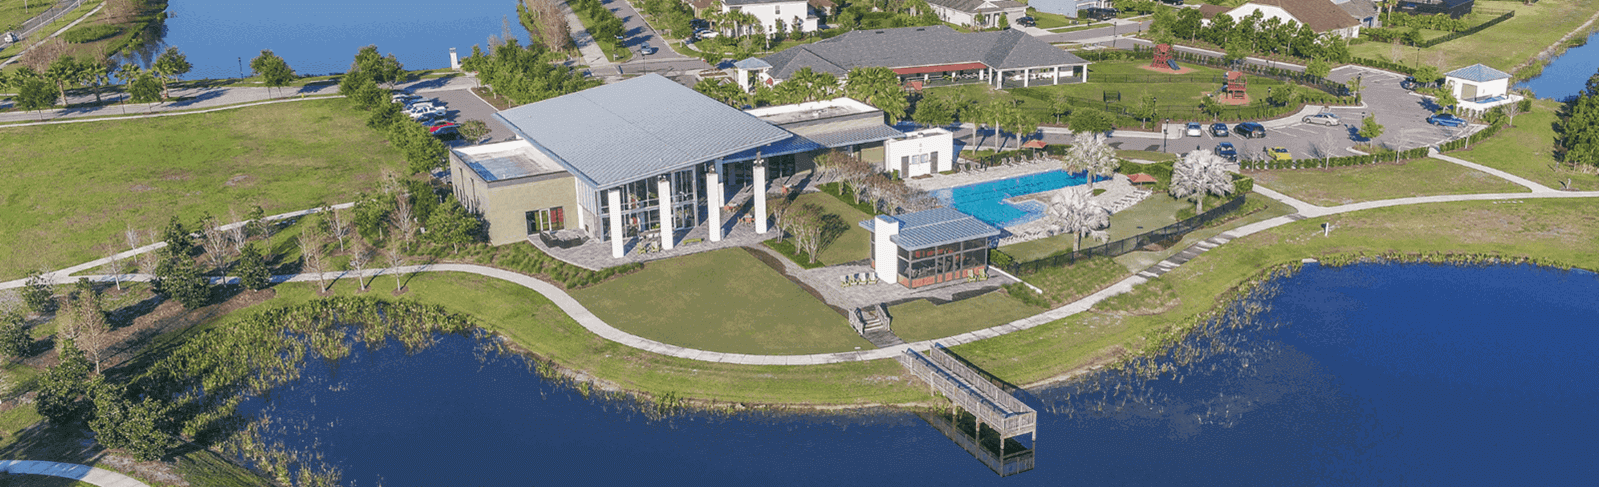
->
xmin=1451 ymin=99 xmax=1599 ymax=191
xmin=1116 ymin=149 xmax=1178 ymax=162
xmin=0 ymin=0 xmax=106 ymax=62
xmin=0 ymin=98 xmax=404 ymax=280
xmin=889 ymin=292 xmax=1042 ymax=343
xmin=1002 ymin=193 xmax=1192 ymax=262
xmin=771 ymin=192 xmax=874 ymax=266
xmin=570 ymin=248 xmax=872 ymax=354
xmin=1248 ymin=157 xmax=1530 ymax=206
xmin=956 ymin=197 xmax=1599 ymax=388
xmin=1348 ymin=0 xmax=1599 ymax=72
xmin=1026 ymin=8 xmax=1079 ymax=29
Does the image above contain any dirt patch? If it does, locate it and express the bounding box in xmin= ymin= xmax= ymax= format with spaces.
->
xmin=129 ymin=184 xmax=157 ymax=193
xmin=1137 ymin=63 xmax=1198 ymax=75
xmin=223 ymin=174 xmax=254 ymax=187
xmin=99 ymin=454 xmax=187 ymax=486
xmin=21 ymin=288 xmax=277 ymax=372
xmin=1021 ymin=344 xmax=1128 ymax=390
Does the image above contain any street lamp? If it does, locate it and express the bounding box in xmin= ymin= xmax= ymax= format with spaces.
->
xmin=1163 ymin=118 xmax=1171 ymax=152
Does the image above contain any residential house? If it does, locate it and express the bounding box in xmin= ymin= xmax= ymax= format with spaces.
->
xmin=692 ymin=0 xmax=820 ymax=36
xmin=1201 ymin=0 xmax=1365 ymax=38
xmin=924 ymin=0 xmax=1029 ymax=28
xmin=1334 ymin=0 xmax=1381 ymax=28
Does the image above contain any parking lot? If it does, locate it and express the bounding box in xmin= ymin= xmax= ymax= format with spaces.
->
xmin=394 ymin=87 xmax=517 ymax=146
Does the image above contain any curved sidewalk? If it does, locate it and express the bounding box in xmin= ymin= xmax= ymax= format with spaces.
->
xmin=0 ymin=460 xmax=149 ymax=487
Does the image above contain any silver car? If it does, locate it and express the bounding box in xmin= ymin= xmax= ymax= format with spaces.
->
xmin=1302 ymin=113 xmax=1341 ymax=126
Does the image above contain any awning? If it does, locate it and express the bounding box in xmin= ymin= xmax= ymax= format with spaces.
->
xmin=1128 ymin=173 xmax=1158 ymax=184
xmin=1020 ymin=140 xmax=1047 ymax=149
xmin=893 ymin=62 xmax=988 ymax=76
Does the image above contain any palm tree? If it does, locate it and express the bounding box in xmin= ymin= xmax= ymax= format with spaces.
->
xmin=1170 ymin=149 xmax=1235 ymax=213
xmin=1065 ymin=132 xmax=1117 ymax=189
xmin=1045 ymin=187 xmax=1110 ymax=252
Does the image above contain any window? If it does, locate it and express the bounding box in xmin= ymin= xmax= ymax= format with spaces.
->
xmin=526 ymin=207 xmax=565 ymax=234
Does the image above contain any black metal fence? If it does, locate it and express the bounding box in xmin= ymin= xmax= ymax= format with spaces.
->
xmin=1002 ymin=196 xmax=1248 ymax=275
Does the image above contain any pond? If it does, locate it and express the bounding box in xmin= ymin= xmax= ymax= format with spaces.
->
xmin=1516 ymin=31 xmax=1599 ymax=100
xmin=240 ymin=263 xmax=1597 ymax=485
xmin=157 ymin=0 xmax=528 ymax=79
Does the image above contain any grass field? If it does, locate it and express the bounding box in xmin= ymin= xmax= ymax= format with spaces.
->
xmin=1348 ymin=0 xmax=1599 ymax=72
xmin=570 ymin=248 xmax=872 ymax=354
xmin=954 ymin=197 xmax=1599 ymax=388
xmin=0 ymin=98 xmax=404 ymax=280
xmin=1248 ymin=157 xmax=1530 ymax=206
xmin=0 ymin=0 xmax=106 ymax=63
xmin=1450 ymin=99 xmax=1599 ymax=191
xmin=888 ymin=292 xmax=1042 ymax=343
xmin=1002 ymin=193 xmax=1193 ymax=261
xmin=771 ymin=192 xmax=873 ymax=266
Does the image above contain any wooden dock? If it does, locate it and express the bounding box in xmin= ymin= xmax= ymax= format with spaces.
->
xmin=899 ymin=343 xmax=1037 ymax=475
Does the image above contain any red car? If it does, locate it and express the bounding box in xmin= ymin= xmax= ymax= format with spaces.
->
xmin=429 ymin=121 xmax=458 ymax=135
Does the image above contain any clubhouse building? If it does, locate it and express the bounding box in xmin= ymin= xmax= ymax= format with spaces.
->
xmin=744 ymin=25 xmax=1091 ymax=90
xmin=451 ymin=74 xmax=955 ymax=264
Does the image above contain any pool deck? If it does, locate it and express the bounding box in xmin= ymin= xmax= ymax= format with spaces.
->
xmin=907 ymin=159 xmax=1065 ymax=193
xmin=910 ymin=157 xmax=1147 ymax=245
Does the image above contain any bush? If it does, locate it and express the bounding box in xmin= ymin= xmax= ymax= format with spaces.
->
xmin=61 ymin=25 xmax=122 ymax=43
xmin=21 ymin=271 xmax=55 ymax=314
xmin=1003 ymin=283 xmax=1052 ymax=307
xmin=989 ymin=249 xmax=1015 ymax=268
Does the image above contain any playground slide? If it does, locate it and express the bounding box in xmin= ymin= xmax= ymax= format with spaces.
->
xmin=1167 ymin=59 xmax=1180 ymax=71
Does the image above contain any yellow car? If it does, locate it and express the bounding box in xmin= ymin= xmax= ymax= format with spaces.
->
xmin=1266 ymin=146 xmax=1293 ymax=162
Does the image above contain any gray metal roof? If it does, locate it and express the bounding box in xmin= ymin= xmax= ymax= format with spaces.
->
xmin=795 ymin=120 xmax=906 ymax=147
xmin=859 ymin=207 xmax=1001 ymax=250
xmin=494 ymin=74 xmax=792 ymax=188
xmin=926 ymin=0 xmax=1027 ymax=13
xmin=724 ymin=0 xmax=802 ymax=5
xmin=761 ymin=25 xmax=1088 ymax=80
xmin=733 ymin=57 xmax=772 ymax=70
xmin=1445 ymin=63 xmax=1512 ymax=83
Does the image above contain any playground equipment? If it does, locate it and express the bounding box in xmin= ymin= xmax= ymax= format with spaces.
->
xmin=1151 ymin=44 xmax=1174 ymax=70
xmin=1224 ymin=71 xmax=1247 ymax=100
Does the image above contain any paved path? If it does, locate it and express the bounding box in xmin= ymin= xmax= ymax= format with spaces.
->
xmin=0 ymin=2 xmax=104 ymax=69
xmin=564 ymin=0 xmax=613 ymax=69
xmin=0 ymin=460 xmax=149 ymax=487
xmin=0 ymin=76 xmax=479 ymax=124
xmin=1430 ymin=150 xmax=1558 ymax=193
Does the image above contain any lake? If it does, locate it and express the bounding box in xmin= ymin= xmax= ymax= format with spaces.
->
xmin=1516 ymin=31 xmax=1599 ymax=100
xmin=158 ymin=0 xmax=529 ymax=79
xmin=239 ymin=263 xmax=1598 ymax=485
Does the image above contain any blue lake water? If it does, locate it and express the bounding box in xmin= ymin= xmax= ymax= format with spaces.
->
xmin=240 ymin=263 xmax=1599 ymax=485
xmin=157 ymin=1 xmax=527 ymax=79
xmin=1516 ymin=31 xmax=1599 ymax=100
xmin=930 ymin=170 xmax=1103 ymax=227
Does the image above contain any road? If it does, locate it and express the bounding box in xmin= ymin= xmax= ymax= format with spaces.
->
xmin=0 ymin=75 xmax=480 ymax=124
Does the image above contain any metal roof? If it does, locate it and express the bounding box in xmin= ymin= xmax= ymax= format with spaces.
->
xmin=859 ymin=207 xmax=1001 ymax=250
xmin=733 ymin=57 xmax=773 ymax=70
xmin=761 ymin=25 xmax=1088 ymax=80
xmin=493 ymin=74 xmax=792 ymax=188
xmin=797 ymin=121 xmax=906 ymax=147
xmin=452 ymin=141 xmax=568 ymax=183
xmin=1445 ymin=63 xmax=1512 ymax=83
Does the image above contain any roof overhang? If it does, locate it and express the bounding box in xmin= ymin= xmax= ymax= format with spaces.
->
xmin=893 ymin=62 xmax=989 ymax=75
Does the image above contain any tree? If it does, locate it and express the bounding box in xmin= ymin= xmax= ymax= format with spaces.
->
xmin=912 ymin=95 xmax=953 ymax=129
xmin=250 ymin=49 xmax=296 ymax=97
xmin=350 ymin=244 xmax=375 ymax=291
xmin=1431 ymin=88 xmax=1457 ymax=114
xmin=1501 ymin=99 xmax=1522 ymax=128
xmin=458 ymin=119 xmax=492 ymax=144
xmin=425 ymin=198 xmax=482 ymax=254
xmin=1170 ymin=149 xmax=1235 ymax=213
xmin=1557 ymin=70 xmax=1599 ymax=169
xmin=161 ymin=215 xmax=196 ymax=256
xmin=298 ymin=224 xmax=330 ymax=293
xmin=14 ymin=78 xmax=58 ymax=116
xmin=199 ymin=215 xmax=232 ymax=272
xmin=353 ymin=45 xmax=406 ymax=88
xmin=152 ymin=250 xmax=211 ymax=309
xmin=67 ymin=279 xmax=110 ymax=374
xmin=44 ymin=56 xmax=86 ymax=107
xmin=0 ymin=312 xmax=30 ymax=363
xmin=1306 ymin=58 xmax=1330 ymax=79
xmin=1411 ymin=65 xmax=1443 ymax=86
xmin=82 ymin=59 xmax=111 ymax=104
xmin=1064 ymin=132 xmax=1118 ymax=189
xmin=390 ymin=191 xmax=418 ymax=248
xmin=1048 ymin=91 xmax=1074 ymax=125
xmin=384 ymin=242 xmax=407 ymax=293
xmin=235 ymin=243 xmax=272 ymax=291
xmin=1045 ymin=187 xmax=1109 ymax=252
xmin=844 ymin=67 xmax=909 ymax=121
xmin=89 ymin=383 xmax=176 ymax=461
xmin=1069 ymin=107 xmax=1114 ymax=135
xmin=1359 ymin=113 xmax=1385 ymax=141
xmin=36 ymin=338 xmax=92 ymax=424
xmin=151 ymin=47 xmax=193 ymax=100
xmin=1134 ymin=92 xmax=1158 ymax=130
xmin=22 ymin=271 xmax=55 ymax=315
xmin=127 ymin=69 xmax=162 ymax=104
xmin=1267 ymin=85 xmax=1300 ymax=107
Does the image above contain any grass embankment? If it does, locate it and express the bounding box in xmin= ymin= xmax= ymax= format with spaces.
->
xmin=0 ymin=0 xmax=107 ymax=62
xmin=571 ymin=248 xmax=873 ymax=354
xmin=953 ymin=198 xmax=1599 ymax=388
xmin=889 ymin=293 xmax=1040 ymax=343
xmin=0 ymin=98 xmax=403 ymax=280
xmin=1248 ymin=157 xmax=1529 ymax=206
xmin=1347 ymin=0 xmax=1599 ymax=71
xmin=765 ymin=192 xmax=874 ymax=267
xmin=1451 ymin=99 xmax=1599 ymax=191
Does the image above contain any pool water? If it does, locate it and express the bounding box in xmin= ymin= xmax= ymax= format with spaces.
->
xmin=931 ymin=170 xmax=1103 ymax=227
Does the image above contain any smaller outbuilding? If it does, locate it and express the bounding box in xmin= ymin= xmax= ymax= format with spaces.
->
xmin=861 ymin=207 xmax=1002 ymax=288
xmin=1443 ymin=63 xmax=1520 ymax=117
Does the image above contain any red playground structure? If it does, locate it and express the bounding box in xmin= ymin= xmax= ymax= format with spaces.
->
xmin=1150 ymin=44 xmax=1175 ymax=70
xmin=1224 ymin=71 xmax=1247 ymax=99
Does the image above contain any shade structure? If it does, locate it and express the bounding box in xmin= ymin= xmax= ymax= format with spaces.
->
xmin=1020 ymin=140 xmax=1048 ymax=149
xmin=1127 ymin=173 xmax=1158 ymax=184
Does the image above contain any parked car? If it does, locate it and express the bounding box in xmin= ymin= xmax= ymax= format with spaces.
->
xmin=1215 ymin=142 xmax=1238 ymax=161
xmin=1082 ymin=8 xmax=1118 ymax=21
xmin=1401 ymin=76 xmax=1440 ymax=91
xmin=1266 ymin=146 xmax=1293 ymax=162
xmin=639 ymin=42 xmax=658 ymax=55
xmin=429 ymin=122 xmax=459 ymax=135
xmin=695 ymin=29 xmax=719 ymax=38
xmin=1185 ymin=122 xmax=1203 ymax=137
xmin=1302 ymin=112 xmax=1341 ymax=126
xmin=1210 ymin=123 xmax=1229 ymax=137
xmin=1427 ymin=113 xmax=1467 ymax=127
xmin=1233 ymin=121 xmax=1266 ymax=138
xmin=408 ymin=106 xmax=446 ymax=119
xmin=1015 ymin=16 xmax=1036 ymax=28
xmin=405 ymin=99 xmax=436 ymax=110
xmin=690 ymin=18 xmax=710 ymax=30
xmin=391 ymin=93 xmax=421 ymax=104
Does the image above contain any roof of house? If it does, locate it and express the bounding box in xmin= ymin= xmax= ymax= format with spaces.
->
xmin=808 ymin=0 xmax=836 ymax=9
xmin=493 ymin=74 xmax=793 ymax=188
xmin=690 ymin=0 xmax=716 ymax=10
xmin=1445 ymin=63 xmax=1512 ymax=82
xmin=723 ymin=0 xmax=807 ymax=5
xmin=859 ymin=207 xmax=1002 ymax=250
xmin=1198 ymin=4 xmax=1232 ymax=18
xmin=761 ymin=25 xmax=1088 ymax=79
xmin=925 ymin=0 xmax=1028 ymax=13
xmin=733 ymin=57 xmax=773 ymax=70
xmin=1334 ymin=0 xmax=1379 ymax=20
xmin=1235 ymin=0 xmax=1361 ymax=32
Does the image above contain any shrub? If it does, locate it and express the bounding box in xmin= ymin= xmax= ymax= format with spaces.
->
xmin=989 ymin=249 xmax=1015 ymax=268
xmin=61 ymin=25 xmax=122 ymax=43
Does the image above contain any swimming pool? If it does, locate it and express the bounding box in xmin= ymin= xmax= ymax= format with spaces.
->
xmin=930 ymin=170 xmax=1104 ymax=227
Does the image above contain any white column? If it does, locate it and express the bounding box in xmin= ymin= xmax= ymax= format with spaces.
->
xmin=1054 ymin=66 xmax=1060 ymax=85
xmin=737 ymin=68 xmax=750 ymax=92
xmin=1023 ymin=68 xmax=1031 ymax=88
xmin=753 ymin=158 xmax=768 ymax=234
xmin=1080 ymin=65 xmax=1087 ymax=83
xmin=657 ymin=175 xmax=673 ymax=251
xmin=608 ymin=189 xmax=624 ymax=258
xmin=873 ymin=216 xmax=900 ymax=284
xmin=706 ymin=166 xmax=722 ymax=242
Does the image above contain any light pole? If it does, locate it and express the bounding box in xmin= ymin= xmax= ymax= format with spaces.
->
xmin=1163 ymin=117 xmax=1171 ymax=152
xmin=238 ymin=57 xmax=243 ymax=79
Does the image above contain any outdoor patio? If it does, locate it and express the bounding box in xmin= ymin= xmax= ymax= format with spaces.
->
xmin=793 ymin=262 xmax=1017 ymax=311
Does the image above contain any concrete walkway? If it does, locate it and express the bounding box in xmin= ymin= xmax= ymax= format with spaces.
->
xmin=1429 ymin=149 xmax=1558 ymax=193
xmin=0 ymin=76 xmax=479 ymax=124
xmin=0 ymin=460 xmax=149 ymax=487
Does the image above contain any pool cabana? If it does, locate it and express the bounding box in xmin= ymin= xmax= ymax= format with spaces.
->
xmin=861 ymin=207 xmax=1001 ymax=288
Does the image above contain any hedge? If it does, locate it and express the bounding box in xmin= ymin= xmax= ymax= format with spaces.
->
xmin=1419 ymin=11 xmax=1514 ymax=48
xmin=1242 ymin=147 xmax=1431 ymax=170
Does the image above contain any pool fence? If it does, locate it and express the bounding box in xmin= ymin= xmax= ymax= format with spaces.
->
xmin=998 ymin=196 xmax=1247 ymax=275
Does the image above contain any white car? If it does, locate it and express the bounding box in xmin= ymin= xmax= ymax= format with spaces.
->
xmin=391 ymin=93 xmax=421 ymax=104
xmin=1302 ymin=112 xmax=1341 ymax=126
xmin=695 ymin=29 xmax=719 ymax=39
xmin=1185 ymin=122 xmax=1203 ymax=137
xmin=408 ymin=106 xmax=445 ymax=119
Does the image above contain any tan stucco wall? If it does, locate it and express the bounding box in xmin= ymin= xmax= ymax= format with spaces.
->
xmin=481 ymin=176 xmax=576 ymax=246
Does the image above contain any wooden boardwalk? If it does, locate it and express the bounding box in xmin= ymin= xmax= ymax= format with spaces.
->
xmin=899 ymin=343 xmax=1037 ymax=475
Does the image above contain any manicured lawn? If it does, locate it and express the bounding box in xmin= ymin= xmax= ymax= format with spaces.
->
xmin=1116 ymin=149 xmax=1177 ymax=162
xmin=570 ymin=248 xmax=872 ymax=354
xmin=1347 ymin=0 xmax=1599 ymax=72
xmin=1451 ymin=99 xmax=1599 ymax=191
xmin=1019 ymin=256 xmax=1132 ymax=305
xmin=1026 ymin=8 xmax=1079 ymax=29
xmin=1248 ymin=157 xmax=1530 ymax=206
xmin=1002 ymin=193 xmax=1191 ymax=262
xmin=0 ymin=98 xmax=404 ymax=280
xmin=955 ymin=197 xmax=1599 ymax=388
xmin=888 ymin=292 xmax=1042 ymax=343
xmin=771 ymin=192 xmax=874 ymax=266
